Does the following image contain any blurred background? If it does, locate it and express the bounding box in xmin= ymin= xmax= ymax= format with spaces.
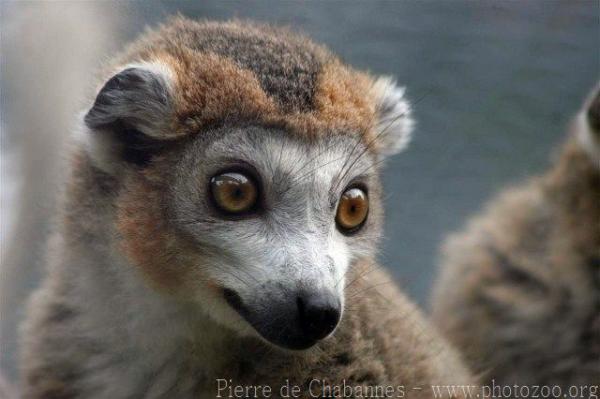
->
xmin=1 ymin=0 xmax=598 ymax=384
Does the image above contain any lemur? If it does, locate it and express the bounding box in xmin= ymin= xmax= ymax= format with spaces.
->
xmin=432 ymin=86 xmax=600 ymax=388
xmin=20 ymin=18 xmax=472 ymax=398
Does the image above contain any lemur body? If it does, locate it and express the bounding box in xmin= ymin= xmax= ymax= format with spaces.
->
xmin=432 ymin=88 xmax=600 ymax=387
xmin=21 ymin=19 xmax=471 ymax=398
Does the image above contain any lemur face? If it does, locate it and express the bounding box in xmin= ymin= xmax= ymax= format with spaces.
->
xmin=166 ymin=127 xmax=381 ymax=349
xmin=81 ymin=19 xmax=413 ymax=350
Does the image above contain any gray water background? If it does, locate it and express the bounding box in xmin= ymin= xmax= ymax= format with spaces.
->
xmin=0 ymin=0 xmax=598 ymax=382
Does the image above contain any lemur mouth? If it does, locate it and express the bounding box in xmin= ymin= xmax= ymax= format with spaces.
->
xmin=222 ymin=288 xmax=341 ymax=351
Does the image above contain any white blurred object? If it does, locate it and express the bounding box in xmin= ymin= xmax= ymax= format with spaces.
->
xmin=0 ymin=2 xmax=126 ymax=389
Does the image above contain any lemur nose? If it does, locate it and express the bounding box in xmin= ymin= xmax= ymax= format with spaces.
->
xmin=297 ymin=291 xmax=341 ymax=341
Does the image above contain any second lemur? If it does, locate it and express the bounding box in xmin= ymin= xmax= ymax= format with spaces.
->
xmin=432 ymin=86 xmax=600 ymax=388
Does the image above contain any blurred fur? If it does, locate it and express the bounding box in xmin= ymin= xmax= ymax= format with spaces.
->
xmin=432 ymin=86 xmax=600 ymax=387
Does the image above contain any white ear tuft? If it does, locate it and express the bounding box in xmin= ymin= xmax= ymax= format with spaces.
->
xmin=372 ymin=76 xmax=415 ymax=156
xmin=576 ymin=83 xmax=600 ymax=167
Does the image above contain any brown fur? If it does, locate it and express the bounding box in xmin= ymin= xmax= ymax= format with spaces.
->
xmin=432 ymin=121 xmax=600 ymax=386
xmin=116 ymin=167 xmax=184 ymax=291
xmin=102 ymin=18 xmax=382 ymax=145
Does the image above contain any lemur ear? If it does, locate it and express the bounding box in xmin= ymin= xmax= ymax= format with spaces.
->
xmin=372 ymin=77 xmax=415 ymax=156
xmin=82 ymin=63 xmax=175 ymax=169
xmin=576 ymin=83 xmax=600 ymax=166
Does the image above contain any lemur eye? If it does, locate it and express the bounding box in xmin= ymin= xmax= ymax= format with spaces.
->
xmin=210 ymin=172 xmax=258 ymax=215
xmin=336 ymin=187 xmax=369 ymax=234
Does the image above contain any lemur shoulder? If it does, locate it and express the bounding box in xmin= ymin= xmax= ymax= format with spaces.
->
xmin=21 ymin=18 xmax=472 ymax=398
xmin=432 ymin=86 xmax=600 ymax=387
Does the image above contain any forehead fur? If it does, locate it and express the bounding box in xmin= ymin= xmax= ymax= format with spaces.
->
xmin=104 ymin=17 xmax=383 ymax=144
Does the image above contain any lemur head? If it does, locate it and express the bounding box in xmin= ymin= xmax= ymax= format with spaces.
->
xmin=80 ymin=18 xmax=413 ymax=350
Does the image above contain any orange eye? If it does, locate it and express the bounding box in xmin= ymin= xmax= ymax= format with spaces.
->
xmin=210 ymin=172 xmax=258 ymax=214
xmin=336 ymin=187 xmax=369 ymax=233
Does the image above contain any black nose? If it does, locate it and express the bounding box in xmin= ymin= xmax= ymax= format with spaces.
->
xmin=297 ymin=291 xmax=341 ymax=341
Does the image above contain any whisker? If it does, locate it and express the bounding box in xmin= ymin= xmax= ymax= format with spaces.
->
xmin=341 ymin=264 xmax=380 ymax=290
xmin=332 ymin=109 xmax=410 ymax=192
xmin=289 ymin=140 xmax=340 ymax=179
xmin=280 ymin=153 xmax=352 ymax=195
xmin=333 ymin=90 xmax=430 ymax=191
xmin=332 ymin=129 xmax=369 ymax=191
xmin=346 ymin=280 xmax=395 ymax=299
